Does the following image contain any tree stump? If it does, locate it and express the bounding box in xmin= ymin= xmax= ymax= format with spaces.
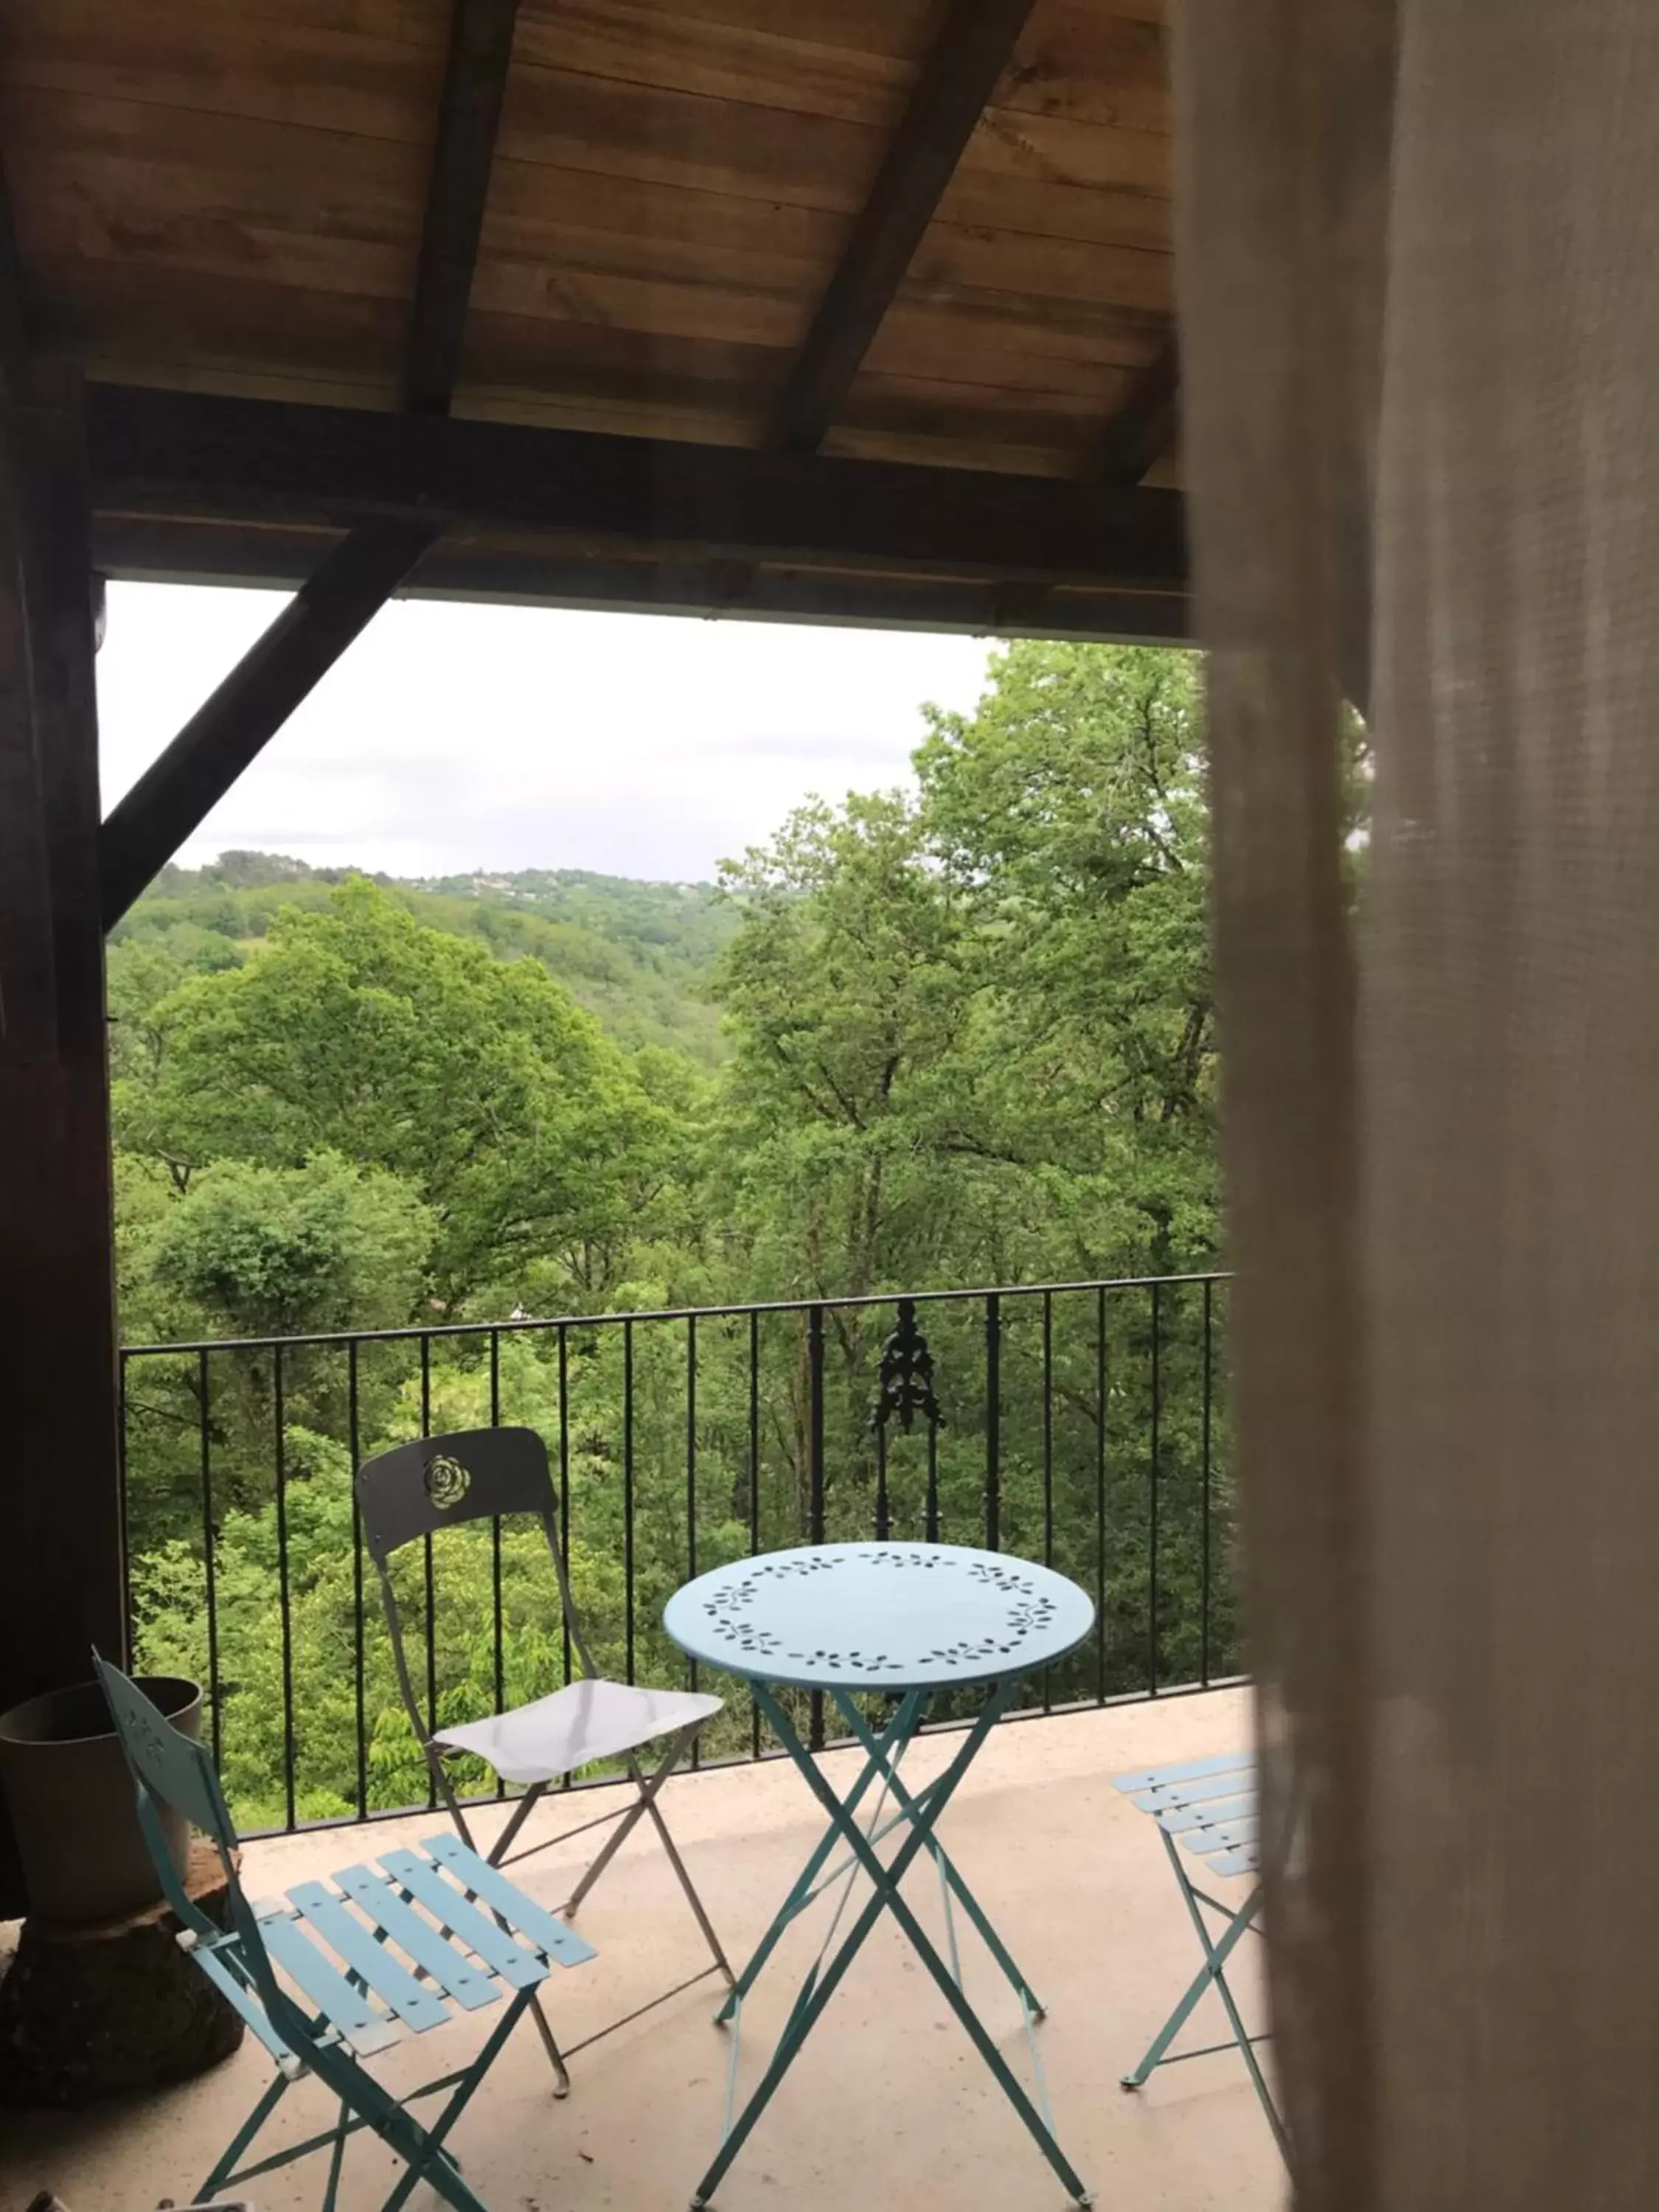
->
xmin=0 ymin=1840 xmax=245 ymax=2107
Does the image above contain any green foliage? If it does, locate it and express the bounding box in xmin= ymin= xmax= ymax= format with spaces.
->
xmin=128 ymin=1153 xmax=434 ymax=1343
xmin=121 ymin=855 xmax=738 ymax=1063
xmin=118 ymin=880 xmax=680 ymax=1303
xmin=119 ymin=644 xmax=1242 ymax=1831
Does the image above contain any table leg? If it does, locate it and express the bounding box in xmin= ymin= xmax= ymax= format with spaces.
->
xmin=830 ymin=1688 xmax=1047 ymax=2016
xmin=689 ymin=1679 xmax=1091 ymax=2211
xmin=714 ymin=1690 xmax=925 ymax=2025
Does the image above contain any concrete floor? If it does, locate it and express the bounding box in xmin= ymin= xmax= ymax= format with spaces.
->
xmin=0 ymin=1687 xmax=1281 ymax=2212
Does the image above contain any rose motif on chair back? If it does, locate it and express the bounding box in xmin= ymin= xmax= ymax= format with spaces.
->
xmin=424 ymin=1452 xmax=472 ymax=1510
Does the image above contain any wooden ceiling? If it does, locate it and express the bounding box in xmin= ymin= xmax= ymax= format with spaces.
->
xmin=0 ymin=0 xmax=1185 ymax=637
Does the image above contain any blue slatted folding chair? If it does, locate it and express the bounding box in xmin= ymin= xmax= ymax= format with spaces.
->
xmin=93 ymin=1654 xmax=595 ymax=2212
xmin=1110 ymin=1748 xmax=1288 ymax=2162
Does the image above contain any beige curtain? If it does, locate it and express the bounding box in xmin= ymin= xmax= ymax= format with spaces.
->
xmin=1172 ymin=4 xmax=1659 ymax=2204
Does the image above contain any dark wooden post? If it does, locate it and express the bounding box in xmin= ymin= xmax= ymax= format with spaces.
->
xmin=0 ymin=365 xmax=125 ymax=1905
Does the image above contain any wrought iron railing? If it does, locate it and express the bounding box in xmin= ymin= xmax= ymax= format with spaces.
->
xmin=118 ymin=1273 xmax=1237 ymax=1835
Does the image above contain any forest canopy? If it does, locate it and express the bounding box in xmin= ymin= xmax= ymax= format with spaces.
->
xmin=114 ymin=641 xmax=1231 ymax=1825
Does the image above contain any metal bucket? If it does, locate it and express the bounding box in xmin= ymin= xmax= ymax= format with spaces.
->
xmin=0 ymin=1675 xmax=202 ymax=1924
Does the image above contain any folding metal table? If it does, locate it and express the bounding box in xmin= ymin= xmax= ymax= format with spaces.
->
xmin=664 ymin=1540 xmax=1096 ymax=2209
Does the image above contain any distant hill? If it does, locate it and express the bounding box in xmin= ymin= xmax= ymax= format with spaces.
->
xmin=117 ymin=852 xmax=741 ymax=1063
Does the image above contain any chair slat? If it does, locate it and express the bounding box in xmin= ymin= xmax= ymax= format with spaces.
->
xmin=420 ymin=1834 xmax=597 ymax=1969
xmin=288 ymin=1882 xmax=453 ymax=2033
xmin=1158 ymin=1792 xmax=1257 ymax=1834
xmin=1180 ymin=1817 xmax=1261 ymax=1857
xmin=257 ymin=1910 xmax=403 ymax=2055
xmin=1112 ymin=1750 xmax=1256 ymax=1795
xmin=330 ymin=1864 xmax=501 ymax=2011
xmin=1205 ymin=1846 xmax=1259 ymax=1878
xmin=188 ymin=1941 xmax=303 ymax=2074
xmin=1133 ymin=1767 xmax=1256 ymax=1814
xmin=378 ymin=1851 xmax=549 ymax=1989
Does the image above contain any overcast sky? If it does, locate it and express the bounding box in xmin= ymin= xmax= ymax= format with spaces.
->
xmin=96 ymin=583 xmax=996 ymax=884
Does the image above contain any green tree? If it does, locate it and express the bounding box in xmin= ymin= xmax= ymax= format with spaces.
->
xmin=128 ymin=1152 xmax=435 ymax=1343
xmin=917 ymin=641 xmax=1214 ymax=1273
xmin=123 ymin=879 xmax=680 ymax=1304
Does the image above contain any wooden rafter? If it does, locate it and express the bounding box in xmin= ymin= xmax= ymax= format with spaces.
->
xmin=405 ymin=0 xmax=521 ymax=415
xmin=96 ymin=0 xmax=521 ymax=926
xmin=766 ymin=0 xmax=1036 ymax=454
xmin=1087 ymin=336 xmax=1180 ymax=487
xmin=87 ymin=386 xmax=1188 ymax=595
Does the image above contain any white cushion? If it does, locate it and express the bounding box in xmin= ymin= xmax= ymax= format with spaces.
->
xmin=434 ymin=1678 xmax=722 ymax=1784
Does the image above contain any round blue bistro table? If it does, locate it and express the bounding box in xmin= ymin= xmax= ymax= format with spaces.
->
xmin=664 ymin=1540 xmax=1096 ymax=2209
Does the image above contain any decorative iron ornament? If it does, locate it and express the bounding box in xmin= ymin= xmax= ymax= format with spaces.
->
xmin=871 ymin=1298 xmax=944 ymax=1434
xmin=423 ymin=1452 xmax=471 ymax=1510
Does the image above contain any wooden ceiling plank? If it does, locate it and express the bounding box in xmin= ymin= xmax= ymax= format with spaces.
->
xmin=877 ymin=288 xmax=1166 ymax=372
xmin=512 ymin=0 xmax=911 ymax=128
xmin=1085 ymin=331 xmax=1178 ymax=484
xmin=0 ymin=6 xmax=446 ymax=148
xmin=499 ymin=63 xmax=883 ymax=212
xmin=86 ymin=383 xmax=1188 ymax=592
xmin=997 ymin=3 xmax=1169 ymax=133
xmin=517 ymin=0 xmax=942 ymax=66
xmin=405 ymin=0 xmax=520 ymax=411
xmin=765 ymin=0 xmax=1037 ymax=453
xmin=961 ymin=102 xmax=1171 ymax=194
xmin=484 ymin=156 xmax=849 ymax=266
xmin=905 ymin=229 xmax=1173 ymax=316
xmin=938 ymin=170 xmax=1171 ymax=250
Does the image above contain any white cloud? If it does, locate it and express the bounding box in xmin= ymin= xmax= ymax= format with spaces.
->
xmin=96 ymin=586 xmax=995 ymax=883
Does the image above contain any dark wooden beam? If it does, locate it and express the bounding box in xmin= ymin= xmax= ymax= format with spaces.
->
xmin=404 ymin=0 xmax=521 ymax=415
xmin=99 ymin=518 xmax=434 ymax=928
xmin=88 ymin=386 xmax=1187 ymax=594
xmin=1086 ymin=336 xmax=1180 ymax=487
xmin=0 ymin=371 xmax=125 ymax=1896
xmin=766 ymin=0 xmax=1035 ymax=453
xmin=93 ymin=515 xmax=1192 ymax=643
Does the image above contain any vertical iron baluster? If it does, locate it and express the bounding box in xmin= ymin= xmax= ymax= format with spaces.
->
xmin=624 ymin=1318 xmax=635 ymax=1686
xmin=874 ymin=1425 xmax=889 ymax=1540
xmin=1148 ymin=1279 xmax=1161 ymax=1696
xmin=807 ymin=1304 xmax=825 ymax=1751
xmin=686 ymin=1315 xmax=699 ymax=1748
xmin=749 ymin=1307 xmax=762 ymax=1760
xmin=198 ymin=1349 xmax=221 ymax=1768
xmin=984 ymin=1294 xmax=1001 ymax=1553
xmin=925 ymin=1422 xmax=940 ymax=1543
xmin=558 ymin=1323 xmax=572 ymax=1789
xmin=420 ymin=1338 xmax=437 ymax=1806
xmin=1042 ymin=1290 xmax=1054 ymax=1711
xmin=490 ymin=1329 xmax=505 ymax=1790
xmin=1096 ymin=1287 xmax=1107 ymax=1703
xmin=1201 ymin=1279 xmax=1214 ymax=1688
xmin=349 ymin=1340 xmax=366 ymax=1822
xmin=274 ymin=1344 xmax=296 ymax=1832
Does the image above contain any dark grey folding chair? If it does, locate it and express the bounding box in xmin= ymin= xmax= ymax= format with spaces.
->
xmin=357 ymin=1425 xmax=733 ymax=2084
